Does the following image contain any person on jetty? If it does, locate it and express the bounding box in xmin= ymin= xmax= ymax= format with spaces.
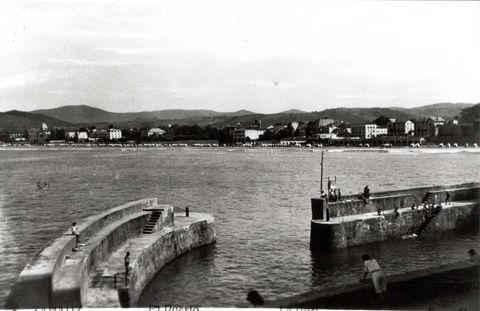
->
xmin=445 ymin=191 xmax=451 ymax=205
xmin=71 ymin=222 xmax=80 ymax=247
xmin=320 ymin=191 xmax=327 ymax=199
xmin=363 ymin=185 xmax=370 ymax=199
xmin=246 ymin=290 xmax=264 ymax=307
xmin=124 ymin=251 xmax=130 ymax=283
xmin=360 ymin=185 xmax=370 ymax=204
xmin=361 ymin=254 xmax=387 ymax=298
xmin=468 ymin=249 xmax=480 ymax=263
xmin=394 ymin=207 xmax=400 ymax=218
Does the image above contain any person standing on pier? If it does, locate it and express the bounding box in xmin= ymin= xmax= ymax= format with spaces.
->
xmin=124 ymin=251 xmax=130 ymax=283
xmin=468 ymin=249 xmax=480 ymax=263
xmin=246 ymin=290 xmax=264 ymax=307
xmin=364 ymin=185 xmax=370 ymax=198
xmin=361 ymin=254 xmax=387 ymax=298
xmin=445 ymin=191 xmax=451 ymax=205
xmin=363 ymin=185 xmax=370 ymax=204
xmin=71 ymin=222 xmax=80 ymax=248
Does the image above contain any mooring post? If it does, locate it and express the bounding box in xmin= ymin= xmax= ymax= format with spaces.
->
xmin=326 ymin=175 xmax=330 ymax=221
xmin=320 ymin=151 xmax=324 ymax=195
xmin=186 ymin=206 xmax=189 ymax=217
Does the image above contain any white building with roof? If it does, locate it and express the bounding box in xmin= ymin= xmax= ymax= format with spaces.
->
xmin=148 ymin=128 xmax=166 ymax=137
xmin=351 ymin=124 xmax=378 ymax=139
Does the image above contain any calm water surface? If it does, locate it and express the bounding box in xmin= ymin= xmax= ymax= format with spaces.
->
xmin=0 ymin=147 xmax=479 ymax=307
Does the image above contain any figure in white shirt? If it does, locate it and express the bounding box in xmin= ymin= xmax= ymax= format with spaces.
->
xmin=71 ymin=222 xmax=80 ymax=247
xmin=361 ymin=254 xmax=387 ymax=296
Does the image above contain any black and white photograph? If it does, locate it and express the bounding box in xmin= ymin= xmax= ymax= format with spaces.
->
xmin=0 ymin=0 xmax=479 ymax=310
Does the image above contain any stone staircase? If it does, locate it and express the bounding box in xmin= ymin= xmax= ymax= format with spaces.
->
xmin=415 ymin=205 xmax=442 ymax=236
xmin=143 ymin=209 xmax=162 ymax=234
xmin=420 ymin=192 xmax=432 ymax=204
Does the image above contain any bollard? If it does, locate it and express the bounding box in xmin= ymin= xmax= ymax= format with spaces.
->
xmin=326 ymin=207 xmax=330 ymax=221
xmin=186 ymin=207 xmax=189 ymax=217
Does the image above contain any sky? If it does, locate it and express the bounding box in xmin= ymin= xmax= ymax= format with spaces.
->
xmin=0 ymin=0 xmax=479 ymax=114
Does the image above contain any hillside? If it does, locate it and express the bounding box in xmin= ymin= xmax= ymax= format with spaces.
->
xmin=2 ymin=102 xmax=472 ymax=130
xmin=318 ymin=107 xmax=419 ymax=123
xmin=392 ymin=103 xmax=475 ymax=119
xmin=32 ymin=105 xmax=255 ymax=124
xmin=0 ymin=110 xmax=73 ymax=129
xmin=110 ymin=107 xmax=419 ymax=129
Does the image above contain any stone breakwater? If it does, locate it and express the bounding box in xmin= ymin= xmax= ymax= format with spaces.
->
xmin=6 ymin=199 xmax=216 ymax=308
xmin=310 ymin=182 xmax=479 ymax=249
xmin=265 ymin=260 xmax=479 ymax=309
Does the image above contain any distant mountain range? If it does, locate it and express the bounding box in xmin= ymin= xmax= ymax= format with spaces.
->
xmin=32 ymin=105 xmax=256 ymax=124
xmin=0 ymin=103 xmax=477 ymax=130
xmin=0 ymin=110 xmax=73 ymax=130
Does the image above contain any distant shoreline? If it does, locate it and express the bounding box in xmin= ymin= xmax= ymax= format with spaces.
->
xmin=1 ymin=143 xmax=480 ymax=153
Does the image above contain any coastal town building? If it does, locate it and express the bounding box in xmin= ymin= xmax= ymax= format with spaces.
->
xmin=297 ymin=123 xmax=307 ymax=138
xmin=28 ymin=128 xmax=41 ymax=143
xmin=318 ymin=118 xmax=335 ymax=127
xmin=351 ymin=124 xmax=378 ymax=139
xmin=290 ymin=121 xmax=299 ymax=132
xmin=375 ymin=127 xmax=388 ymax=136
xmin=313 ymin=133 xmax=340 ymax=140
xmin=414 ymin=117 xmax=445 ymax=137
xmin=388 ymin=120 xmax=415 ymax=136
xmin=27 ymin=123 xmax=51 ymax=143
xmin=64 ymin=127 xmax=80 ymax=140
xmin=41 ymin=123 xmax=50 ymax=135
xmin=232 ymin=128 xmax=265 ymax=143
xmin=78 ymin=132 xmax=88 ymax=141
xmin=439 ymin=120 xmax=461 ymax=137
xmin=91 ymin=128 xmax=122 ymax=141
xmin=147 ymin=128 xmax=166 ymax=137
xmin=319 ymin=124 xmax=337 ymax=134
xmin=226 ymin=120 xmax=264 ymax=143
xmin=0 ymin=129 xmax=26 ymax=142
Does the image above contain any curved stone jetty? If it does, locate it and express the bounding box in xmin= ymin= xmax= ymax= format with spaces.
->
xmin=6 ymin=199 xmax=216 ymax=308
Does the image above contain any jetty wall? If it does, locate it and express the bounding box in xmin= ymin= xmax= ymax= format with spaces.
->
xmin=265 ymin=261 xmax=479 ymax=309
xmin=311 ymin=183 xmax=480 ymax=250
xmin=312 ymin=182 xmax=480 ymax=218
xmin=51 ymin=212 xmax=152 ymax=307
xmin=311 ymin=201 xmax=478 ymax=249
xmin=122 ymin=215 xmax=216 ymax=307
xmin=6 ymin=198 xmax=158 ymax=309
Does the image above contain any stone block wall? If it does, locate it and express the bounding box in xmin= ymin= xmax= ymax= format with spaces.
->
xmin=125 ymin=215 xmax=216 ymax=307
xmin=312 ymin=202 xmax=478 ymax=249
xmin=51 ymin=212 xmax=150 ymax=307
xmin=6 ymin=198 xmax=158 ymax=309
xmin=313 ymin=183 xmax=480 ymax=220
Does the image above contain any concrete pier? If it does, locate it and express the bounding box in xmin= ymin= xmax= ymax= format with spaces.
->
xmin=310 ymin=183 xmax=479 ymax=250
xmin=265 ymin=261 xmax=479 ymax=309
xmin=6 ymin=199 xmax=216 ymax=308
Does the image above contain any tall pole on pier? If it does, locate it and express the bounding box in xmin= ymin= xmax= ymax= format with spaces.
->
xmin=320 ymin=151 xmax=324 ymax=195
